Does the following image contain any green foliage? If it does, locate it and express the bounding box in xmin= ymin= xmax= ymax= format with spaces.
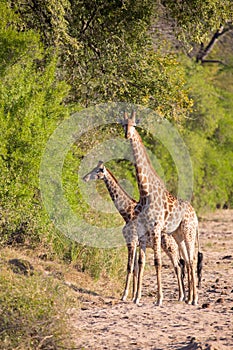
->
xmin=160 ymin=0 xmax=233 ymax=44
xmin=0 ymin=2 xmax=70 ymax=243
xmin=10 ymin=0 xmax=192 ymax=120
xmin=182 ymin=59 xmax=233 ymax=210
xmin=9 ymin=0 xmax=73 ymax=48
xmin=63 ymin=1 xmax=192 ymax=118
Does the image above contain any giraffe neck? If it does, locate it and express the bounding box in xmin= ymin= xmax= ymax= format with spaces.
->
xmin=104 ymin=169 xmax=136 ymax=223
xmin=129 ymin=128 xmax=165 ymax=198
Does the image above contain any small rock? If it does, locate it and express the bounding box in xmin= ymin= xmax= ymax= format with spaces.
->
xmin=208 ymin=335 xmax=217 ymax=341
xmin=215 ymin=297 xmax=224 ymax=304
xmin=206 ymin=344 xmax=219 ymax=350
xmin=221 ymin=290 xmax=228 ymax=295
xmin=38 ymin=253 xmax=48 ymax=260
xmin=8 ymin=258 xmax=34 ymax=276
xmin=202 ymin=303 xmax=211 ymax=309
xmin=190 ymin=336 xmax=196 ymax=343
xmin=222 ymin=255 xmax=232 ymax=260
xmin=51 ymin=270 xmax=64 ymax=280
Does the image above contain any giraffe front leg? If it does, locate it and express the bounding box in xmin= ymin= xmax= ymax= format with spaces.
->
xmin=133 ymin=242 xmax=146 ymax=305
xmin=121 ymin=243 xmax=136 ymax=301
xmin=153 ymin=231 xmax=163 ymax=306
xmin=132 ymin=248 xmax=138 ymax=301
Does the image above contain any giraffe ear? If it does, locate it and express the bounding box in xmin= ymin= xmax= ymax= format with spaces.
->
xmin=118 ymin=111 xmax=128 ymax=125
xmin=97 ymin=160 xmax=104 ymax=168
xmin=124 ymin=111 xmax=128 ymax=120
xmin=131 ymin=110 xmax=136 ymax=124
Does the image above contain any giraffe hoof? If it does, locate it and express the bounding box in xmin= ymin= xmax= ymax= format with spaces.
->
xmin=154 ymin=301 xmax=163 ymax=307
xmin=178 ymin=298 xmax=184 ymax=302
xmin=121 ymin=295 xmax=127 ymax=302
xmin=178 ymin=295 xmax=186 ymax=302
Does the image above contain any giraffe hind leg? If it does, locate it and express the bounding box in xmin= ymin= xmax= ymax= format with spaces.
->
xmin=153 ymin=232 xmax=163 ymax=306
xmin=172 ymin=231 xmax=188 ymax=302
xmin=161 ymin=234 xmax=185 ymax=302
xmin=132 ymin=248 xmax=138 ymax=301
xmin=179 ymin=258 xmax=186 ymax=301
xmin=197 ymin=251 xmax=203 ymax=289
xmin=184 ymin=230 xmax=198 ymax=305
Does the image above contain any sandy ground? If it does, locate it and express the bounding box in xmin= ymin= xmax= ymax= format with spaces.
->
xmin=71 ymin=210 xmax=233 ymax=349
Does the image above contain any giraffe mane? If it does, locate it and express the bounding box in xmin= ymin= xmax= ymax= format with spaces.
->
xmin=106 ymin=168 xmax=137 ymax=204
xmin=135 ymin=129 xmax=165 ymax=186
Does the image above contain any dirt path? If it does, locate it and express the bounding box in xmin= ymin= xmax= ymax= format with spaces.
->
xmin=71 ymin=210 xmax=233 ymax=349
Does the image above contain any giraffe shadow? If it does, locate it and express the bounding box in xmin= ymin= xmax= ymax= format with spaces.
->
xmin=174 ymin=341 xmax=202 ymax=350
xmin=65 ymin=282 xmax=99 ymax=296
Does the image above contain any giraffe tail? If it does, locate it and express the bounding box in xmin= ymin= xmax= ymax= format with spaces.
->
xmin=196 ymin=227 xmax=203 ymax=289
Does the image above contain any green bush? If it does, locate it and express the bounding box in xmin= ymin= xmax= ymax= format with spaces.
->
xmin=0 ymin=1 xmax=70 ymax=245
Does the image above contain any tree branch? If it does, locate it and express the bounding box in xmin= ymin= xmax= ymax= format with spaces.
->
xmin=201 ymin=59 xmax=226 ymax=65
xmin=196 ymin=25 xmax=233 ymax=63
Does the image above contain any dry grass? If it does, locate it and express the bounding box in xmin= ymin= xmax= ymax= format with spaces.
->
xmin=0 ymin=244 xmax=125 ymax=349
xmin=0 ymin=247 xmax=77 ymax=350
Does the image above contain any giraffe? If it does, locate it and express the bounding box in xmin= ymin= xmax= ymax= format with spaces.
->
xmin=83 ymin=161 xmax=186 ymax=302
xmin=120 ymin=111 xmax=203 ymax=305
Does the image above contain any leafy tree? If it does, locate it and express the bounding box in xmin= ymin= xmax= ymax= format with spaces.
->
xmin=182 ymin=58 xmax=233 ymax=210
xmin=9 ymin=0 xmax=192 ymax=120
xmin=160 ymin=0 xmax=233 ymax=43
xmin=9 ymin=0 xmax=73 ymax=48
xmin=0 ymin=1 xmax=70 ymax=240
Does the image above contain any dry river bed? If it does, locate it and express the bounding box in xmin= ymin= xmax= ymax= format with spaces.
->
xmin=70 ymin=210 xmax=233 ymax=350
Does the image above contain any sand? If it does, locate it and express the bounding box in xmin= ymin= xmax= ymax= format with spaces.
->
xmin=71 ymin=210 xmax=233 ymax=349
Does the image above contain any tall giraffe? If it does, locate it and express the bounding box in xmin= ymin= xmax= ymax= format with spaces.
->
xmin=120 ymin=111 xmax=203 ymax=305
xmin=83 ymin=161 xmax=185 ymax=302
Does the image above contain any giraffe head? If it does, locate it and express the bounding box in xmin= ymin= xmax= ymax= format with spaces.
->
xmin=83 ymin=161 xmax=106 ymax=182
xmin=120 ymin=110 xmax=138 ymax=139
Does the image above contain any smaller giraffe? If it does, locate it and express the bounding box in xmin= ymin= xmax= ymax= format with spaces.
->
xmin=83 ymin=161 xmax=185 ymax=302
